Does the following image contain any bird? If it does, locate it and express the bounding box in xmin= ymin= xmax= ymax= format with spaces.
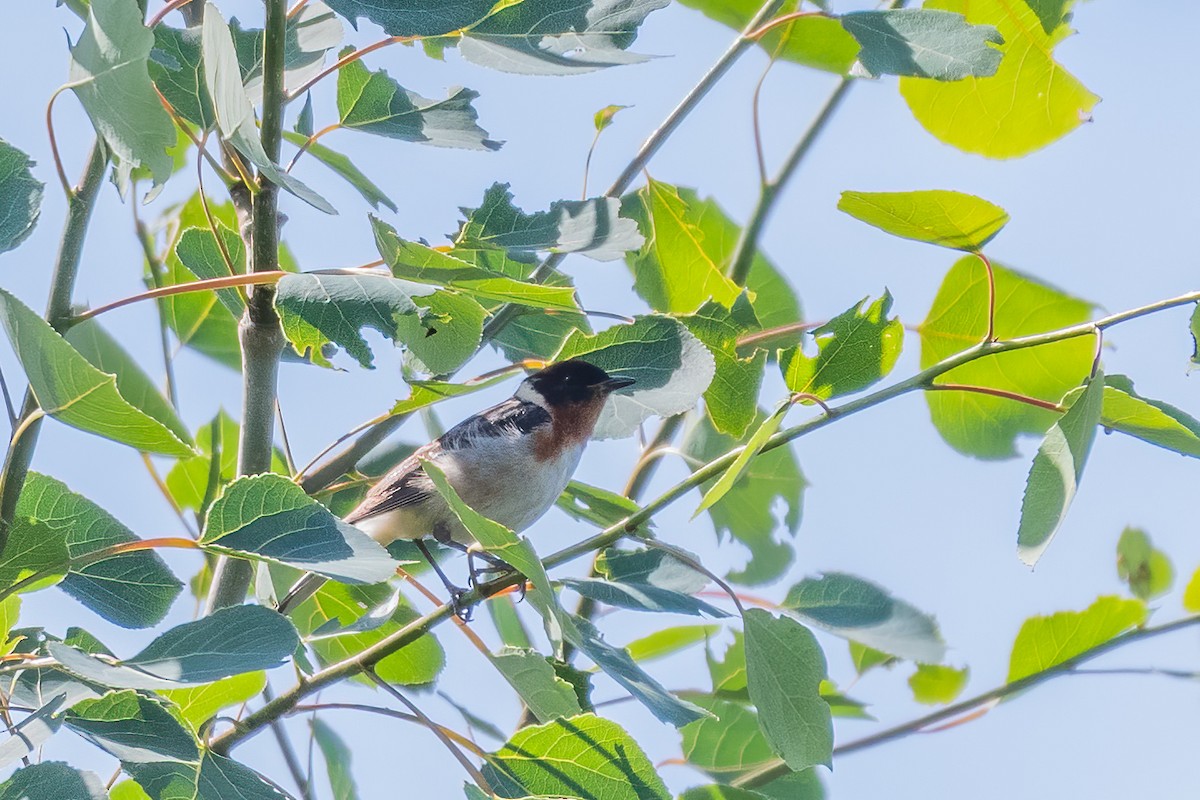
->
xmin=277 ymin=359 xmax=635 ymax=618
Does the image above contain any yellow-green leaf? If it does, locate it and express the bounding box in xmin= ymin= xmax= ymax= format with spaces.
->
xmin=1007 ymin=596 xmax=1146 ymax=683
xmin=838 ymin=190 xmax=1008 ymax=252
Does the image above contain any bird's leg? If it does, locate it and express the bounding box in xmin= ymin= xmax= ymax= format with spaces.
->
xmin=465 ymin=546 xmax=527 ymax=603
xmin=414 ymin=539 xmax=472 ymax=621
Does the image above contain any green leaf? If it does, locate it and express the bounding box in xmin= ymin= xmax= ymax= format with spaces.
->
xmin=556 ymin=482 xmax=647 ymax=534
xmin=457 ymin=183 xmax=643 ymax=262
xmin=280 ymin=130 xmax=395 ymax=211
xmin=681 ymin=694 xmax=778 ymax=775
xmin=596 ymin=548 xmax=707 ymax=593
xmin=422 ymin=460 xmax=566 ymax=653
xmin=489 ymin=647 xmax=583 ymax=724
xmin=150 ymin=25 xmax=214 ymax=128
xmin=841 ymin=9 xmax=1003 ymax=80
xmin=899 ymin=0 xmax=1098 ymax=158
xmin=743 ymin=608 xmax=832 ymax=771
xmin=594 ymin=104 xmax=629 ymax=132
xmin=160 ymin=671 xmax=267 ymax=731
xmin=780 ymin=292 xmax=903 ymax=402
xmin=229 ymin=3 xmax=344 ymax=104
xmin=623 ymin=179 xmax=741 ymax=313
xmin=0 ymin=595 xmax=20 ymax=656
xmin=908 ymin=664 xmax=968 ymax=705
xmin=1116 ymin=527 xmax=1173 ymax=601
xmin=1184 ymin=567 xmax=1200 ymax=613
xmin=681 ymin=787 xmax=771 ymax=800
xmin=111 ymin=781 xmax=152 ymax=800
xmin=0 ymin=763 xmax=107 ymax=800
xmin=18 ymin=473 xmax=183 ymax=628
xmin=707 ymin=630 xmax=747 ymax=697
xmin=458 ymin=0 xmax=669 ymax=75
xmin=561 ymin=577 xmax=728 ymax=618
xmin=782 ymin=572 xmax=946 ymax=663
xmin=482 ymin=714 xmax=670 ymax=799
xmin=126 ymin=752 xmax=291 ymax=800
xmin=389 ymin=373 xmax=513 ymax=417
xmin=336 ymin=57 xmax=499 ymax=151
xmin=0 ymin=140 xmax=43 ymax=254
xmin=681 ymin=296 xmax=768 ymax=437
xmin=70 ymin=0 xmax=176 ymax=193
xmin=487 ymin=596 xmax=532 ymax=650
xmin=0 ymin=517 xmax=69 ymax=595
xmin=298 ymin=584 xmax=445 ymax=686
xmin=402 ymin=289 xmax=487 ymax=374
xmin=1067 ymin=375 xmax=1200 ymax=459
xmin=323 ymin=0 xmax=494 ymax=36
xmin=372 ymin=217 xmax=579 ymax=309
xmin=754 ymin=770 xmax=825 ymax=800
xmin=0 ymin=289 xmax=194 ymax=456
xmin=173 ymin=225 xmax=245 ymax=316
xmin=837 ymin=190 xmax=1009 ymax=252
xmin=556 ymin=315 xmax=716 ymax=439
xmin=49 ymin=605 xmax=300 ymax=689
xmin=201 ymin=6 xmax=335 ymax=214
xmin=920 ymin=257 xmax=1094 ymax=458
xmin=1017 ymin=370 xmax=1104 ymax=566
xmin=849 ymin=642 xmax=897 ymax=675
xmin=312 ymin=719 xmax=361 ymax=800
xmin=695 ymin=401 xmax=788 ymax=519
xmin=678 ymin=0 xmax=859 ymax=74
xmin=64 ymin=319 xmax=192 ymax=446
xmin=681 ymin=411 xmax=805 ymax=586
xmin=1007 ymin=596 xmax=1146 ymax=683
xmin=1024 ymin=0 xmax=1070 ymax=34
xmin=624 ymin=625 xmax=718 ymax=664
xmin=1190 ymin=304 xmax=1200 ymax=367
xmin=0 ymin=697 xmax=66 ymax=769
xmin=201 ymin=473 xmax=396 ymax=584
xmin=166 ymin=411 xmax=289 ymax=514
xmin=65 ymin=690 xmax=198 ymax=763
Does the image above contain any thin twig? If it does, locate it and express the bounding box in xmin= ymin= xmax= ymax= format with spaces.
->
xmin=290 ymin=703 xmax=487 ymax=756
xmin=72 ymin=271 xmax=287 ymax=325
xmin=975 ymin=251 xmax=998 ymax=342
xmin=926 ymin=383 xmax=1064 ymax=413
xmin=263 ymin=684 xmax=314 ymax=800
xmin=287 ymin=37 xmax=412 ymax=103
xmin=44 ymin=88 xmax=73 ymax=199
xmin=0 ymin=366 xmax=16 ymax=429
xmin=132 ymin=194 xmax=180 ymax=410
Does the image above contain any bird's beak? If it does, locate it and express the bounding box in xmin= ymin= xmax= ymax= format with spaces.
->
xmin=599 ymin=376 xmax=636 ymax=392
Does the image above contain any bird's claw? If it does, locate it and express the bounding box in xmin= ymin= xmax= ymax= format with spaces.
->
xmin=449 ymin=587 xmax=474 ymax=622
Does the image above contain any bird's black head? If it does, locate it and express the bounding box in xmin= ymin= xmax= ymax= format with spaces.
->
xmin=519 ymin=359 xmax=635 ymax=408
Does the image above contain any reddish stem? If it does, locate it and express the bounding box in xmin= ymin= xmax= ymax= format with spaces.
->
xmin=148 ymin=0 xmax=195 ymax=27
xmin=928 ymin=383 xmax=1063 ymax=413
xmin=73 ymin=272 xmax=288 ymax=324
xmin=746 ymin=10 xmax=820 ymax=41
xmin=287 ymin=37 xmax=413 ymax=102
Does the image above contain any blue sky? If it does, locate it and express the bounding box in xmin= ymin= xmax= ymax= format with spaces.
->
xmin=1 ymin=1 xmax=1198 ymax=797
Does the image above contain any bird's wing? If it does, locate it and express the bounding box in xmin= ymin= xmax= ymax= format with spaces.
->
xmin=344 ymin=398 xmax=551 ymax=524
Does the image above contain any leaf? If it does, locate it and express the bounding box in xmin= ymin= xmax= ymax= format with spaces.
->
xmin=555 ymin=315 xmax=716 ymax=439
xmin=1017 ymin=370 xmax=1104 ymax=566
xmin=337 ymin=57 xmax=499 ymax=150
xmin=841 ymin=9 xmax=1003 ymax=80
xmin=389 ymin=373 xmax=513 ymax=417
xmin=596 ymin=548 xmax=707 ymax=593
xmin=849 ymin=642 xmax=896 ymax=675
xmin=0 ymin=289 xmax=194 ymax=456
xmin=70 ymin=0 xmax=176 ymax=193
xmin=0 ymin=697 xmax=66 ymax=769
xmin=166 ymin=411 xmax=289 ymax=514
xmin=65 ymin=690 xmax=199 ymax=763
xmin=899 ymin=0 xmax=1098 ymax=158
xmin=1190 ymin=304 xmax=1200 ymax=367
xmin=482 ymin=714 xmax=670 ymax=799
xmin=680 ymin=694 xmax=779 ymax=775
xmin=681 ymin=295 xmax=767 ymax=437
xmin=920 ymin=257 xmax=1094 ymax=458
xmin=1007 ymin=596 xmax=1146 ymax=683
xmin=372 ymin=217 xmax=579 ymax=309
xmin=555 ymin=482 xmax=647 ymax=534
xmin=624 ymin=625 xmax=718 ymax=664
xmin=0 ymin=762 xmax=107 ymax=800
xmin=1116 ymin=527 xmax=1173 ymax=602
xmin=561 ymin=578 xmax=728 ymax=618
xmin=280 ymin=130 xmax=395 ymax=211
xmin=743 ymin=609 xmax=832 ymax=771
xmin=680 ymin=787 xmax=771 ymax=800
xmin=489 ymin=647 xmax=582 ymax=724
xmin=1024 ymin=0 xmax=1070 ymax=34
xmin=782 ymin=572 xmax=946 ymax=663
xmin=695 ymin=401 xmax=788 ymax=518
xmin=298 ymin=584 xmax=445 ymax=686
xmin=111 ymin=781 xmax=152 ymax=800
xmin=458 ymin=0 xmax=670 ymax=75
xmin=623 ymin=179 xmax=741 ymax=313
xmin=126 ymin=752 xmax=292 ymax=800
xmin=0 ymin=517 xmax=69 ymax=595
xmin=18 ymin=473 xmax=183 ymax=628
xmin=160 ymin=672 xmax=267 ymax=731
xmin=0 ymin=596 xmax=20 ymax=656
xmin=150 ymin=25 xmax=214 ymax=128
xmin=457 ymin=182 xmax=644 ymax=262
xmin=64 ymin=319 xmax=192 ymax=446
xmin=230 ymin=3 xmax=345 ymax=104
xmin=312 ymin=719 xmax=361 ymax=800
xmin=402 ymin=289 xmax=487 ymax=375
xmin=594 ymin=104 xmax=629 ymax=132
xmin=201 ymin=6 xmax=335 ymax=214
xmin=323 ymin=0 xmax=495 ymax=36
xmin=0 ymin=139 xmax=43 ymax=254
xmin=908 ymin=664 xmax=968 ymax=705
xmin=201 ymin=473 xmax=396 ymax=584
xmin=1066 ymin=375 xmax=1200 ymax=459
xmin=1184 ymin=568 xmax=1200 ymax=613
xmin=837 ymin=190 xmax=1009 ymax=252
xmin=681 ymin=411 xmax=805 ymax=586
xmin=568 ymin=616 xmax=708 ymax=727
xmin=781 ymin=292 xmax=903 ymax=401
xmin=49 ymin=605 xmax=300 ymax=689
xmin=678 ymin=0 xmax=859 ymax=74
xmin=422 ymin=460 xmax=566 ymax=653
xmin=173 ymin=225 xmax=246 ymax=316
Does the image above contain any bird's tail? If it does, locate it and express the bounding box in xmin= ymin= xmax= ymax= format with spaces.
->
xmin=276 ymin=572 xmax=328 ymax=616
